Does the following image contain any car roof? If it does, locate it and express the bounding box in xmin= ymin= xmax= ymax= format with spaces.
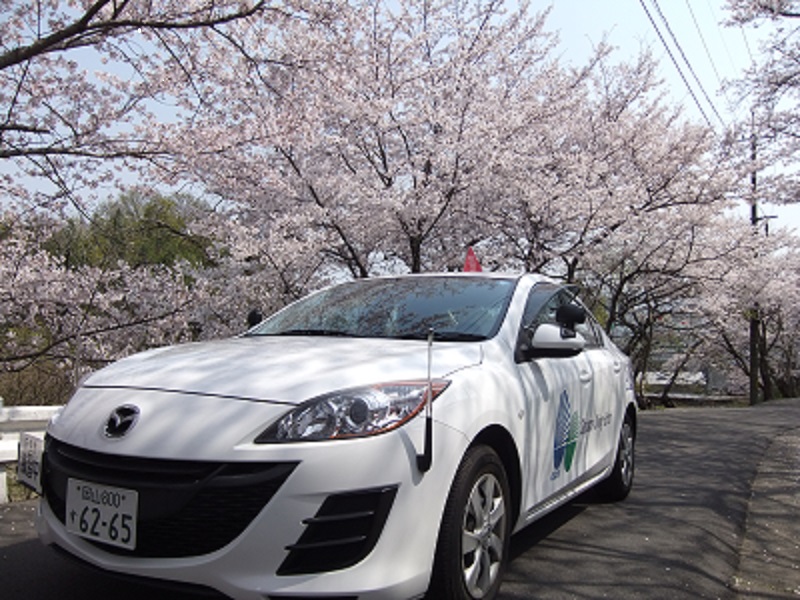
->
xmin=352 ymin=272 xmax=554 ymax=283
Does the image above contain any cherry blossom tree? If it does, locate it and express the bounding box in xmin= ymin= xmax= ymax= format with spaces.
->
xmin=725 ymin=0 xmax=800 ymax=204
xmin=2 ymin=0 xmax=798 ymax=407
xmin=1 ymin=0 xmax=321 ymax=400
xmin=726 ymin=0 xmax=800 ymax=20
xmin=0 ymin=191 xmax=292 ymax=404
xmin=153 ymin=0 xmax=582 ymax=277
xmin=0 ymin=0 xmax=315 ymax=213
xmin=694 ymin=222 xmax=800 ymax=399
xmin=1 ymin=208 xmax=193 ymax=395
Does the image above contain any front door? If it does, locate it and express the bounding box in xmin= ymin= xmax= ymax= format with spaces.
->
xmin=515 ymin=287 xmax=596 ymax=517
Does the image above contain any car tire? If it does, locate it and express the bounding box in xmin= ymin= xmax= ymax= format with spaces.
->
xmin=427 ymin=445 xmax=511 ymax=600
xmin=596 ymin=412 xmax=635 ymax=502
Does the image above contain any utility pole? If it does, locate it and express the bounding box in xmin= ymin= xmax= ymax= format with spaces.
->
xmin=749 ymin=111 xmax=760 ymax=405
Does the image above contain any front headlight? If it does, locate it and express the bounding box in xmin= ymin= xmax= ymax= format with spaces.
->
xmin=256 ymin=380 xmax=450 ymax=443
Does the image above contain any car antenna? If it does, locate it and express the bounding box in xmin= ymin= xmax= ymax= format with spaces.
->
xmin=417 ymin=327 xmax=434 ymax=473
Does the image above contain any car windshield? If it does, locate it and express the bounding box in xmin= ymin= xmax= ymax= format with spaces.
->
xmin=248 ymin=276 xmax=517 ymax=341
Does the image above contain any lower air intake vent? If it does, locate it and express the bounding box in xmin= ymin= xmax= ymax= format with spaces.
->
xmin=278 ymin=486 xmax=398 ymax=575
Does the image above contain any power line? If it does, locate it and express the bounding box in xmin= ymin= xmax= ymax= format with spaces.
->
xmin=636 ymin=0 xmax=714 ymax=128
xmin=698 ymin=0 xmax=757 ymax=124
xmin=650 ymin=0 xmax=727 ymax=129
xmin=740 ymin=26 xmax=754 ymax=64
xmin=686 ymin=0 xmax=722 ymax=87
xmin=690 ymin=0 xmax=744 ymax=121
xmin=705 ymin=0 xmax=740 ymax=73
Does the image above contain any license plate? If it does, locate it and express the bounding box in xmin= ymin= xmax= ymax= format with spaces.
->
xmin=66 ymin=478 xmax=138 ymax=550
xmin=17 ymin=433 xmax=44 ymax=494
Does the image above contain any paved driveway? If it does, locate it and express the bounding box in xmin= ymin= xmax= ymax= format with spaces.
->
xmin=1 ymin=400 xmax=798 ymax=599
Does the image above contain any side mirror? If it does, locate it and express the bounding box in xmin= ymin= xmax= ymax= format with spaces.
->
xmin=247 ymin=309 xmax=264 ymax=328
xmin=556 ymin=304 xmax=586 ymax=329
xmin=515 ymin=323 xmax=586 ymax=362
xmin=532 ymin=323 xmax=586 ymax=351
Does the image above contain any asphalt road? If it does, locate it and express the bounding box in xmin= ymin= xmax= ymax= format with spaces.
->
xmin=1 ymin=400 xmax=798 ymax=600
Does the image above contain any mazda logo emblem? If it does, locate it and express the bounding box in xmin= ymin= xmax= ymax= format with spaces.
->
xmin=104 ymin=405 xmax=140 ymax=438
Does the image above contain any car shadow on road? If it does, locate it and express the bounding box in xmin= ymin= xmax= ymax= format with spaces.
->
xmin=508 ymin=493 xmax=592 ymax=562
xmin=0 ymin=536 xmax=225 ymax=600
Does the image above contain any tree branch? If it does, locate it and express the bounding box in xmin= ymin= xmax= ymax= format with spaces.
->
xmin=0 ymin=1 xmax=269 ymax=71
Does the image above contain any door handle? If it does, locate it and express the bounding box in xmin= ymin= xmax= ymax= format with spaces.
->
xmin=579 ymin=370 xmax=593 ymax=383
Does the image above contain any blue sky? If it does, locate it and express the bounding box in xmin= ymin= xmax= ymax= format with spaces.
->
xmin=546 ymin=0 xmax=761 ymax=127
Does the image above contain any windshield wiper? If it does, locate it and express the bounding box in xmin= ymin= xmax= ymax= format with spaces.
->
xmin=273 ymin=329 xmax=353 ymax=337
xmin=396 ymin=331 xmax=487 ymax=342
xmin=434 ymin=331 xmax=487 ymax=341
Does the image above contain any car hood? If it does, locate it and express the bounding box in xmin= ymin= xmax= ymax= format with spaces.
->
xmin=83 ymin=335 xmax=483 ymax=404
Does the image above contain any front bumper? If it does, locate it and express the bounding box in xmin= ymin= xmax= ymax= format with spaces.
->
xmin=37 ymin=420 xmax=468 ymax=600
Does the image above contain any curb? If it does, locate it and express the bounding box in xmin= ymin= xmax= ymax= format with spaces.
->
xmin=733 ymin=428 xmax=800 ymax=598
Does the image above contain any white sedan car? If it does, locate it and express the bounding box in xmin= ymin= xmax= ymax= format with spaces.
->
xmin=35 ymin=273 xmax=637 ymax=600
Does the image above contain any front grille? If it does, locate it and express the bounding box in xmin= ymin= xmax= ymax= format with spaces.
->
xmin=278 ymin=486 xmax=397 ymax=576
xmin=43 ymin=436 xmax=297 ymax=558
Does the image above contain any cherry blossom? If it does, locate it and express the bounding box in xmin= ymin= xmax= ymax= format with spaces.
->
xmin=1 ymin=0 xmax=799 ymax=403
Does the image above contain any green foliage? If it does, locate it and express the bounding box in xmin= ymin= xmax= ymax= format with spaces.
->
xmin=45 ymin=191 xmax=215 ymax=270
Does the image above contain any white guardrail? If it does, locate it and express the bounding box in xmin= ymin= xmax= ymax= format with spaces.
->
xmin=0 ymin=405 xmax=62 ymax=504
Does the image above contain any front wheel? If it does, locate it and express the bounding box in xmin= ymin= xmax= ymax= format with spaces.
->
xmin=427 ymin=445 xmax=511 ymax=600
xmin=596 ymin=412 xmax=635 ymax=502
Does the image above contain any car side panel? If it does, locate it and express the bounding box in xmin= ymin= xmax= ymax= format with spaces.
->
xmin=516 ymin=352 xmax=594 ymax=513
